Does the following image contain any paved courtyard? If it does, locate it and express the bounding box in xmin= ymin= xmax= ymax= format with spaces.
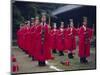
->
xmin=11 ymin=46 xmax=96 ymax=74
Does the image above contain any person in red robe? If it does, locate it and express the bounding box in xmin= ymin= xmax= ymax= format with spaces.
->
xmin=20 ymin=22 xmax=28 ymax=54
xmin=17 ymin=21 xmax=30 ymax=54
xmin=33 ymin=13 xmax=53 ymax=66
xmin=30 ymin=17 xmax=39 ymax=60
xmin=64 ymin=19 xmax=77 ymax=59
xmin=50 ymin=23 xmax=58 ymax=54
xmin=17 ymin=22 xmax=28 ymax=53
xmin=29 ymin=18 xmax=35 ymax=59
xmin=23 ymin=21 xmax=32 ymax=57
xmin=78 ymin=17 xmax=93 ymax=64
xmin=17 ymin=23 xmax=24 ymax=50
xmin=56 ymin=22 xmax=65 ymax=56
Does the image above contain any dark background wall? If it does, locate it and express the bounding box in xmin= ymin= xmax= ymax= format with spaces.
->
xmin=12 ymin=1 xmax=96 ymax=40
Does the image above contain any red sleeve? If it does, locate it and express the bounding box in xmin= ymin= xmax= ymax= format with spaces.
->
xmin=88 ymin=28 xmax=93 ymax=39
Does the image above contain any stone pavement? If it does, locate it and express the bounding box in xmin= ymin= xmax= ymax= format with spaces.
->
xmin=11 ymin=46 xmax=96 ymax=74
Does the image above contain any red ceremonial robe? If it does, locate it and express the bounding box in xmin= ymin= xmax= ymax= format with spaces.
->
xmin=64 ymin=27 xmax=77 ymax=51
xmin=24 ymin=26 xmax=32 ymax=55
xmin=17 ymin=27 xmax=23 ymax=49
xmin=17 ymin=26 xmax=25 ymax=50
xmin=56 ymin=28 xmax=65 ymax=51
xmin=49 ymin=28 xmax=58 ymax=50
xmin=30 ymin=25 xmax=36 ymax=57
xmin=78 ymin=26 xmax=93 ymax=57
xmin=34 ymin=24 xmax=52 ymax=61
xmin=21 ymin=25 xmax=28 ymax=52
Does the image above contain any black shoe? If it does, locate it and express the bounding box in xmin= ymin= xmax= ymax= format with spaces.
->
xmin=83 ymin=57 xmax=88 ymax=64
xmin=38 ymin=61 xmax=42 ymax=66
xmin=59 ymin=51 xmax=64 ymax=56
xmin=68 ymin=53 xmax=73 ymax=59
xmin=42 ymin=61 xmax=46 ymax=66
xmin=38 ymin=61 xmax=46 ymax=66
xmin=80 ymin=57 xmax=84 ymax=64
xmin=84 ymin=60 xmax=88 ymax=64
xmin=52 ymin=49 xmax=57 ymax=53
